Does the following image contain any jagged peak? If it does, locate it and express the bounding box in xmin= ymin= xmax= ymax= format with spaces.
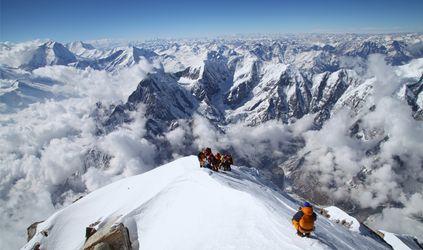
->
xmin=68 ymin=41 xmax=95 ymax=50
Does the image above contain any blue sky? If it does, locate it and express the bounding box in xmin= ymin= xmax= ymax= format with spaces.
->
xmin=1 ymin=0 xmax=422 ymax=42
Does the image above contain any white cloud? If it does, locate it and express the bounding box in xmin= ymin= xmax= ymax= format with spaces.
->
xmin=0 ymin=40 xmax=47 ymax=67
xmin=165 ymin=120 xmax=190 ymax=150
xmin=192 ymin=114 xmax=222 ymax=150
xmin=0 ymin=63 xmax=154 ymax=249
xmin=367 ymin=193 xmax=423 ymax=238
xmin=98 ymin=115 xmax=156 ymax=179
xmin=290 ymin=114 xmax=316 ymax=136
xmin=297 ymin=55 xmax=423 ymax=239
xmin=32 ymin=63 xmax=151 ymax=103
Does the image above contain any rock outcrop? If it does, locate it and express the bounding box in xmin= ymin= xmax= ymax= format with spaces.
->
xmin=83 ymin=223 xmax=131 ymax=250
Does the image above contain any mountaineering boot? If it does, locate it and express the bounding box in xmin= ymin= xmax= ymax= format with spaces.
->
xmin=305 ymin=232 xmax=311 ymax=238
xmin=296 ymin=230 xmax=304 ymax=237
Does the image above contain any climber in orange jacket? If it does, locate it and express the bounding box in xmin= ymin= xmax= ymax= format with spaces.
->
xmin=292 ymin=202 xmax=317 ymax=237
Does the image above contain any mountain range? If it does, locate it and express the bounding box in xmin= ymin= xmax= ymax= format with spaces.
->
xmin=0 ymin=33 xmax=422 ymax=248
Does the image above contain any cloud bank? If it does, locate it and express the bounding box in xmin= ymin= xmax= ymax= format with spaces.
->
xmin=298 ymin=55 xmax=423 ymax=238
xmin=0 ymin=64 xmax=154 ymax=249
xmin=0 ymin=54 xmax=422 ymax=248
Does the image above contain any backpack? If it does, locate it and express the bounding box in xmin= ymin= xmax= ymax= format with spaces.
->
xmin=208 ymin=154 xmax=217 ymax=165
xmin=226 ymin=155 xmax=233 ymax=165
xmin=299 ymin=207 xmax=315 ymax=232
xmin=204 ymin=147 xmax=212 ymax=155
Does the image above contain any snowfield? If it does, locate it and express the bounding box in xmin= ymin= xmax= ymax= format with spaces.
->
xmin=23 ymin=156 xmax=389 ymax=250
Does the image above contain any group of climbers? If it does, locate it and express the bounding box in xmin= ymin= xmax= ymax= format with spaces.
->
xmin=198 ymin=148 xmax=317 ymax=238
xmin=197 ymin=147 xmax=233 ymax=172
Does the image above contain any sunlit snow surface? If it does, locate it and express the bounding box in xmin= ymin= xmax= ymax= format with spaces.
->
xmin=381 ymin=231 xmax=412 ymax=250
xmin=23 ymin=156 xmax=388 ymax=250
xmin=324 ymin=206 xmax=361 ymax=232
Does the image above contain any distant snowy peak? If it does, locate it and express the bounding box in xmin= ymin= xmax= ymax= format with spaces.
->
xmin=1 ymin=34 xmax=422 ymax=121
xmin=103 ymin=55 xmax=421 ymax=134
xmin=125 ymin=46 xmax=158 ymax=62
xmin=67 ymin=41 xmax=95 ymax=51
xmin=404 ymin=73 xmax=423 ymax=119
xmin=1 ymin=33 xmax=422 ymax=73
xmin=66 ymin=41 xmax=106 ymax=59
xmin=105 ymin=72 xmax=196 ymax=133
xmin=385 ymin=41 xmax=414 ymax=66
xmin=95 ymin=46 xmax=158 ymax=71
xmin=346 ymin=41 xmax=387 ymax=58
xmin=21 ymin=41 xmax=77 ymax=70
xmin=223 ymin=66 xmax=360 ymax=125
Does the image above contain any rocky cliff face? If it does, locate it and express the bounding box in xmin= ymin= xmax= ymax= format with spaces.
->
xmin=404 ymin=74 xmax=423 ymax=119
xmin=105 ymin=72 xmax=197 ymax=134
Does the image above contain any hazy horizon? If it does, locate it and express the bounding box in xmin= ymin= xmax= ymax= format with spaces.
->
xmin=2 ymin=0 xmax=423 ymax=42
xmin=2 ymin=31 xmax=423 ymax=45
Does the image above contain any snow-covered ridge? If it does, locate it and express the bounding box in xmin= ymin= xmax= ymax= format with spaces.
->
xmin=23 ymin=156 xmax=390 ymax=250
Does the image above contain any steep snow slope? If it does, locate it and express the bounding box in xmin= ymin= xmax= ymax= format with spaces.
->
xmin=323 ymin=208 xmax=422 ymax=250
xmin=23 ymin=156 xmax=389 ymax=250
xmin=380 ymin=231 xmax=423 ymax=250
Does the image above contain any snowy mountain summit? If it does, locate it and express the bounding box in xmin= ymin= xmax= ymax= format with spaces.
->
xmin=23 ymin=156 xmax=390 ymax=250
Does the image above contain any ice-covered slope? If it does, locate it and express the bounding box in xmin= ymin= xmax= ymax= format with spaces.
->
xmin=23 ymin=156 xmax=390 ymax=250
xmin=380 ymin=231 xmax=423 ymax=250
